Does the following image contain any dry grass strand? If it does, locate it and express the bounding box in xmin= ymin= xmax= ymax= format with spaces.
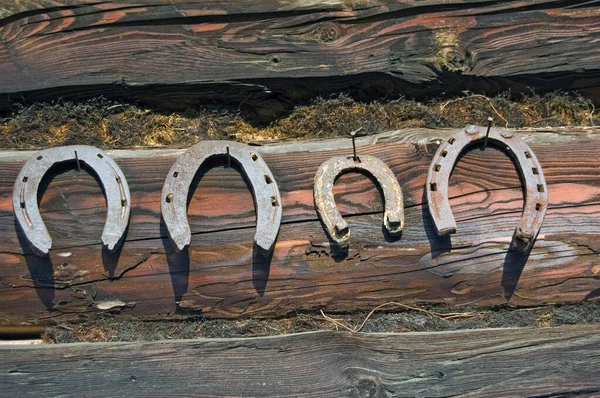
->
xmin=1 ymin=92 xmax=597 ymax=149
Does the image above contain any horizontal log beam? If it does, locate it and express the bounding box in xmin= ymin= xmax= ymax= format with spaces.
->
xmin=0 ymin=127 xmax=598 ymax=324
xmin=0 ymin=1 xmax=599 ymax=116
xmin=1 ymin=325 xmax=599 ymax=397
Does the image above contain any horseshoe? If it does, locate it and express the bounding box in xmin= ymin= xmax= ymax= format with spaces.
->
xmin=161 ymin=141 xmax=282 ymax=253
xmin=426 ymin=125 xmax=548 ymax=251
xmin=314 ymin=155 xmax=404 ymax=247
xmin=13 ymin=146 xmax=131 ymax=256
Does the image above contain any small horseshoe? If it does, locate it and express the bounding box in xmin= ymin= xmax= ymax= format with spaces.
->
xmin=314 ymin=155 xmax=405 ymax=247
xmin=13 ymin=146 xmax=131 ymax=256
xmin=161 ymin=141 xmax=282 ymax=253
xmin=426 ymin=126 xmax=548 ymax=251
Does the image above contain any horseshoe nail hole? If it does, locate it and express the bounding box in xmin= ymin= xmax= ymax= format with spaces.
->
xmin=250 ymin=152 xmax=258 ymax=161
xmin=264 ymin=175 xmax=272 ymax=184
xmin=434 ymin=164 xmax=441 ymax=172
xmin=441 ymin=150 xmax=448 ymax=157
xmin=532 ymin=167 xmax=539 ymax=175
xmin=97 ymin=154 xmax=103 ymax=159
xmin=524 ymin=151 xmax=532 ymax=159
xmin=173 ymin=171 xmax=179 ymax=178
xmin=115 ymin=176 xmax=121 ymax=183
xmin=121 ymin=199 xmax=127 ymax=207
xmin=19 ymin=201 xmax=25 ymax=209
xmin=448 ymin=138 xmax=456 ymax=144
xmin=271 ymin=196 xmax=278 ymax=206
xmin=335 ymin=224 xmax=349 ymax=238
xmin=166 ymin=193 xmax=173 ymax=203
xmin=430 ymin=182 xmax=438 ymax=191
xmin=536 ymin=203 xmax=542 ymax=211
xmin=22 ymin=176 xmax=28 ymax=182
xmin=36 ymin=156 xmax=43 ymax=160
xmin=537 ymin=184 xmax=545 ymax=193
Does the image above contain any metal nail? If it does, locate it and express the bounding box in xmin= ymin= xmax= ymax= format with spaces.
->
xmin=351 ymin=132 xmax=357 ymax=161
xmin=483 ymin=117 xmax=493 ymax=150
xmin=75 ymin=151 xmax=81 ymax=172
xmin=350 ymin=127 xmax=362 ymax=162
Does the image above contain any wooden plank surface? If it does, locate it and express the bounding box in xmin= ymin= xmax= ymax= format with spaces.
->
xmin=0 ymin=1 xmax=599 ymax=116
xmin=1 ymin=325 xmax=599 ymax=397
xmin=0 ymin=127 xmax=599 ymax=324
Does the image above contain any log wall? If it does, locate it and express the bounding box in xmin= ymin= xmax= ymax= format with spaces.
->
xmin=1 ymin=325 xmax=599 ymax=397
xmin=0 ymin=128 xmax=598 ymax=325
xmin=0 ymin=1 xmax=599 ymax=117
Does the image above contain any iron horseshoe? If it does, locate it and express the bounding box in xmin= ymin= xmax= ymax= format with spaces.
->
xmin=161 ymin=141 xmax=282 ymax=253
xmin=13 ymin=145 xmax=131 ymax=256
xmin=314 ymin=155 xmax=404 ymax=247
xmin=426 ymin=125 xmax=548 ymax=251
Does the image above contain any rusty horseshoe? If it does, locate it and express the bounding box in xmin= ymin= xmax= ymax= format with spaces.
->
xmin=13 ymin=146 xmax=131 ymax=256
xmin=314 ymin=155 xmax=404 ymax=247
xmin=426 ymin=125 xmax=548 ymax=251
xmin=161 ymin=141 xmax=282 ymax=253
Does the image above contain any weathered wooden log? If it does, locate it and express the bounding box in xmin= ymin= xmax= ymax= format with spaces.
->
xmin=1 ymin=325 xmax=599 ymax=397
xmin=0 ymin=1 xmax=599 ymax=117
xmin=0 ymin=127 xmax=598 ymax=325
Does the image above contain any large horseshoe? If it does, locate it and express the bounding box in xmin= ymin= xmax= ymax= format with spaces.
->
xmin=161 ymin=141 xmax=282 ymax=253
xmin=314 ymin=155 xmax=404 ymax=247
xmin=426 ymin=126 xmax=548 ymax=252
xmin=13 ymin=145 xmax=131 ymax=256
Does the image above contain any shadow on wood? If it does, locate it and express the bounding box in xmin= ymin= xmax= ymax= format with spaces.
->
xmin=162 ymin=222 xmax=190 ymax=310
xmin=16 ymin=220 xmax=55 ymax=311
xmin=502 ymin=248 xmax=531 ymax=301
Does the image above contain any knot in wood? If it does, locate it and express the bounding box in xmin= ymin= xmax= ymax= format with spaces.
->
xmin=314 ymin=22 xmax=342 ymax=43
xmin=353 ymin=377 xmax=383 ymax=398
xmin=433 ymin=30 xmax=470 ymax=72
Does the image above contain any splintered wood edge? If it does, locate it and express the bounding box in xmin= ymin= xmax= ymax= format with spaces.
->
xmin=0 ymin=127 xmax=599 ymax=162
xmin=0 ymin=324 xmax=596 ymax=348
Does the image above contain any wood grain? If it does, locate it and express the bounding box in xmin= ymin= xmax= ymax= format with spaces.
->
xmin=1 ymin=325 xmax=599 ymax=397
xmin=0 ymin=1 xmax=599 ymax=117
xmin=0 ymin=127 xmax=598 ymax=324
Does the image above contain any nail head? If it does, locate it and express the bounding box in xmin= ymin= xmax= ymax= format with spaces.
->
xmin=465 ymin=125 xmax=479 ymax=135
